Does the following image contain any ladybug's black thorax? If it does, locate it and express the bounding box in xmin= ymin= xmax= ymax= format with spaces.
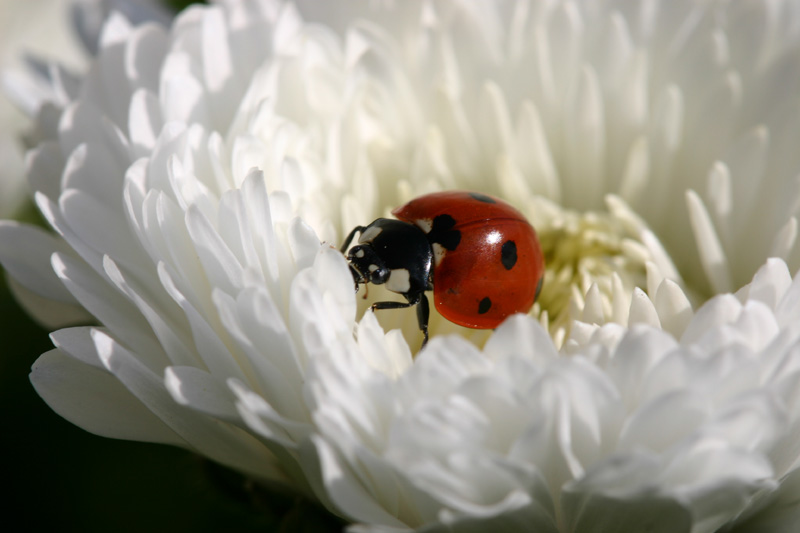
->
xmin=345 ymin=218 xmax=433 ymax=296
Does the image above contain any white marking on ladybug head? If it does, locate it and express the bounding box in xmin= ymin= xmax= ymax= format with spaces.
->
xmin=432 ymin=242 xmax=447 ymax=267
xmin=368 ymin=264 xmax=379 ymax=272
xmin=355 ymin=249 xmax=365 ymax=258
xmin=415 ymin=218 xmax=433 ymax=233
xmin=359 ymin=225 xmax=383 ymax=243
xmin=386 ymin=268 xmax=411 ymax=293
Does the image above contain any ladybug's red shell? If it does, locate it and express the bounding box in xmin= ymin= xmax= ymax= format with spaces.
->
xmin=392 ymin=191 xmax=544 ymax=329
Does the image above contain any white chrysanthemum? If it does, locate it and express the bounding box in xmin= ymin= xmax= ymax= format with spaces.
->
xmin=2 ymin=0 xmax=800 ymax=531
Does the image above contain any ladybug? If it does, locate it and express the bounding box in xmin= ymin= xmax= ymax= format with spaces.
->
xmin=340 ymin=191 xmax=545 ymax=348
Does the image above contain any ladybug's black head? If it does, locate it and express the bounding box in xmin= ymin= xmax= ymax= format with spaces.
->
xmin=346 ymin=244 xmax=391 ymax=286
xmin=340 ymin=218 xmax=434 ymax=298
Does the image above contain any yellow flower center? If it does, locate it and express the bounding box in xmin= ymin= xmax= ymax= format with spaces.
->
xmin=530 ymin=197 xmax=651 ymax=347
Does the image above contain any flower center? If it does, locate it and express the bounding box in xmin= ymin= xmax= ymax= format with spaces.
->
xmin=529 ymin=197 xmax=652 ymax=347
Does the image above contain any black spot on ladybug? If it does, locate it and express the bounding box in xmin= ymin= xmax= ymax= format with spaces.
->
xmin=535 ymin=276 xmax=543 ymax=300
xmin=469 ymin=192 xmax=496 ymax=204
xmin=478 ymin=297 xmax=492 ymax=314
xmin=501 ymin=240 xmax=517 ymax=270
xmin=428 ymin=214 xmax=461 ymax=251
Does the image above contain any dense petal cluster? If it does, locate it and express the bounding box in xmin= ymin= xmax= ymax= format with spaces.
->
xmin=310 ymin=259 xmax=800 ymax=531
xmin=2 ymin=0 xmax=800 ymax=531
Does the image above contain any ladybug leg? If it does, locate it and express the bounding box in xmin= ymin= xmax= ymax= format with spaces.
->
xmin=369 ymin=292 xmax=430 ymax=349
xmin=415 ymin=294 xmax=430 ymax=348
xmin=370 ymin=300 xmax=417 ymax=312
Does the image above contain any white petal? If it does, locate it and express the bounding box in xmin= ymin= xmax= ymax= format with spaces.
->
xmin=164 ymin=366 xmax=240 ymax=422
xmin=512 ymin=101 xmax=560 ymax=200
xmin=26 ymin=141 xmax=65 ymax=202
xmin=6 ymin=277 xmax=91 ymax=328
xmin=125 ymin=23 xmax=168 ymax=93
xmin=91 ymin=329 xmax=285 ymax=481
xmin=51 ymin=252 xmax=169 ymax=369
xmin=725 ymin=126 xmax=769 ymax=237
xmin=185 ymin=204 xmax=245 ymax=293
xmin=310 ymin=435 xmax=409 ymax=528
xmin=158 ymin=262 xmax=248 ymax=381
xmin=227 ymin=288 xmax=306 ymax=416
xmin=705 ymin=162 xmax=733 ymax=246
xmin=744 ymin=258 xmax=793 ymax=310
xmin=160 ymin=64 xmax=209 ymax=124
xmin=50 ymin=326 xmax=105 ymax=369
xmin=606 ymin=325 xmax=677 ymax=411
xmin=487 ymin=315 xmax=559 ymax=363
xmin=31 ymin=349 xmax=184 ymax=445
xmin=564 ymin=67 xmax=605 ymax=210
xmin=619 ymin=389 xmax=709 ymax=452
xmin=128 ymin=88 xmax=163 ymax=155
xmin=681 ymin=293 xmax=741 ymax=346
xmin=654 ymin=279 xmax=693 ymax=338
xmin=581 ymin=284 xmax=605 ymax=324
xmin=0 ymin=221 xmax=77 ymax=303
xmin=60 ymin=187 xmax=146 ymax=275
xmin=686 ymin=189 xmax=732 ymax=293
xmin=58 ymin=103 xmax=130 ymax=177
xmin=628 ymin=287 xmax=661 ymax=327
xmin=101 ymin=255 xmax=194 ymax=369
xmin=618 ymin=136 xmax=650 ymax=205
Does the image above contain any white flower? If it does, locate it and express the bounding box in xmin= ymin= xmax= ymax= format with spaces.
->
xmin=2 ymin=0 xmax=800 ymax=531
